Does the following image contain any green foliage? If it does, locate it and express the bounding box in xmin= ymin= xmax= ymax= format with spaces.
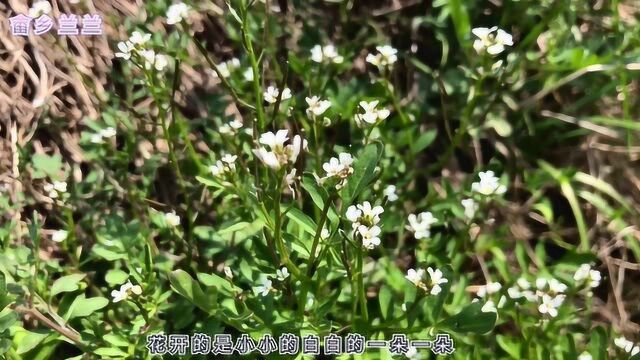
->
xmin=2 ymin=0 xmax=640 ymax=358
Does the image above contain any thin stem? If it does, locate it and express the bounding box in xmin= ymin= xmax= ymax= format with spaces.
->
xmin=356 ymin=242 xmax=368 ymax=322
xmin=192 ymin=37 xmax=254 ymax=111
xmin=242 ymin=9 xmax=267 ymax=132
xmin=307 ymin=194 xmax=336 ymax=276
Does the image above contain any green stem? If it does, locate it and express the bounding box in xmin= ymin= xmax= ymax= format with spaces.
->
xmin=356 ymin=242 xmax=368 ymax=322
xmin=242 ymin=9 xmax=266 ymax=132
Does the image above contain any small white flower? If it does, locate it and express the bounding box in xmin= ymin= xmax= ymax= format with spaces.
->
xmin=320 ymin=227 xmax=330 ymax=240
xmin=211 ymin=58 xmax=241 ymax=78
xmin=321 ymin=152 xmax=355 ymax=189
xmin=537 ymin=294 xmax=565 ymax=317
xmin=100 ymin=127 xmax=117 ymax=139
xmin=284 ymin=168 xmax=298 ymax=198
xmin=310 ymin=44 xmax=344 ymax=64
xmin=263 ymin=86 xmax=292 ymax=104
xmin=472 ymin=27 xmax=513 ymax=56
xmin=115 ymin=41 xmax=134 ymax=60
xmin=164 ymin=210 xmax=181 ymax=227
xmin=223 ymin=266 xmax=233 ymax=279
xmin=140 ymin=50 xmax=169 ymax=72
xmin=577 ymin=352 xmax=592 ymax=360
xmin=407 ymin=212 xmax=437 ymax=239
xmin=481 ymin=300 xmax=497 ymax=313
xmin=209 ymin=154 xmax=237 ymax=177
xmin=254 ymin=278 xmax=274 ymax=296
xmin=358 ymin=225 xmax=382 ymax=250
xmin=471 ymin=170 xmax=506 ymax=196
xmin=477 ymin=282 xmax=502 ymax=298
xmin=276 ymin=267 xmax=290 ymax=281
xmin=535 ymin=277 xmax=548 ymax=291
xmin=28 ymin=0 xmax=52 ymax=18
xmin=426 ymin=267 xmax=448 ymax=295
xmin=461 ymin=198 xmax=478 ymax=219
xmin=111 ymin=281 xmax=142 ymax=303
xmin=51 ymin=230 xmax=68 ymax=243
xmin=166 ymin=2 xmax=191 ymax=25
xmin=366 ymin=45 xmax=398 ymax=69
xmin=405 ymin=268 xmax=425 ymax=288
xmin=405 ymin=345 xmax=421 ymax=359
xmin=305 ymin=96 xmax=332 ymax=117
xmin=573 ymin=264 xmax=601 ymax=288
xmin=614 ymin=337 xmax=640 ymax=355
xmin=354 ymin=100 xmax=390 ymax=127
xmin=243 ymin=68 xmax=254 ymax=81
xmin=346 ymin=201 xmax=384 ymax=229
xmin=129 ymin=31 xmax=152 ymax=46
xmin=548 ymin=279 xmax=568 ymax=294
xmin=517 ymin=277 xmax=531 ymax=289
xmin=44 ymin=181 xmax=67 ymax=199
xmin=383 ymin=185 xmax=398 ymax=202
xmin=219 ymin=119 xmax=243 ymax=135
xmin=253 ymin=130 xmax=307 ymax=170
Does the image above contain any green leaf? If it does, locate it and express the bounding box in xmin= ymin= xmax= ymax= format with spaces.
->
xmin=341 ymin=142 xmax=383 ymax=205
xmin=66 ymin=295 xmax=109 ymax=320
xmin=497 ymin=334 xmax=522 ymax=359
xmin=197 ymin=273 xmax=240 ymax=295
xmin=105 ymin=270 xmax=129 ymax=286
xmin=15 ymin=330 xmax=49 ymax=354
xmin=411 ymin=130 xmax=437 ymax=154
xmin=31 ymin=154 xmax=63 ymax=179
xmin=169 ymin=270 xmax=217 ymax=314
xmin=0 ymin=310 xmax=18 ymax=333
xmin=447 ymin=0 xmax=471 ymax=48
xmin=51 ymin=274 xmax=86 ymax=296
xmin=589 ymin=326 xmax=607 ymax=360
xmin=94 ymin=347 xmax=129 ymax=358
xmin=378 ymin=285 xmax=393 ymax=320
xmin=285 ymin=208 xmax=317 ymax=235
xmin=302 ymin=173 xmax=328 ymax=210
xmin=439 ymin=302 xmax=497 ymax=334
xmin=0 ymin=338 xmax=11 ymax=355
xmin=219 ymin=222 xmax=251 ymax=235
xmin=0 ymin=272 xmax=5 ymax=295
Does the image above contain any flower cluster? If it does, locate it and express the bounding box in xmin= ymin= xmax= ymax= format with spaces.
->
xmin=346 ymin=201 xmax=384 ymax=249
xmin=406 ymin=212 xmax=437 ymax=239
xmin=471 ymin=170 xmax=507 ymax=196
xmin=321 ymin=153 xmax=355 ymax=189
xmin=305 ymin=96 xmax=331 ymax=117
xmin=508 ymin=277 xmax=567 ymax=317
xmin=90 ymin=127 xmax=117 ymax=144
xmin=366 ymin=45 xmax=398 ymax=70
xmin=573 ymin=263 xmax=601 ymax=289
xmin=219 ymin=119 xmax=243 ymax=135
xmin=383 ymin=185 xmax=398 ymax=202
xmin=471 ymin=27 xmax=513 ymax=56
xmin=614 ymin=337 xmax=640 ymax=357
xmin=44 ymin=180 xmax=67 ymax=199
xmin=115 ymin=31 xmax=169 ymax=72
xmin=253 ymin=130 xmax=307 ymax=170
xmin=405 ymin=267 xmax=448 ymax=295
xmin=310 ymin=44 xmax=344 ymax=64
xmin=166 ymin=2 xmax=191 ymax=25
xmin=111 ymin=280 xmax=142 ymax=303
xmin=354 ymin=100 xmax=390 ymax=127
xmin=263 ymin=86 xmax=292 ymax=104
xmin=210 ymin=58 xmax=241 ymax=79
xmin=209 ymin=154 xmax=237 ymax=178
